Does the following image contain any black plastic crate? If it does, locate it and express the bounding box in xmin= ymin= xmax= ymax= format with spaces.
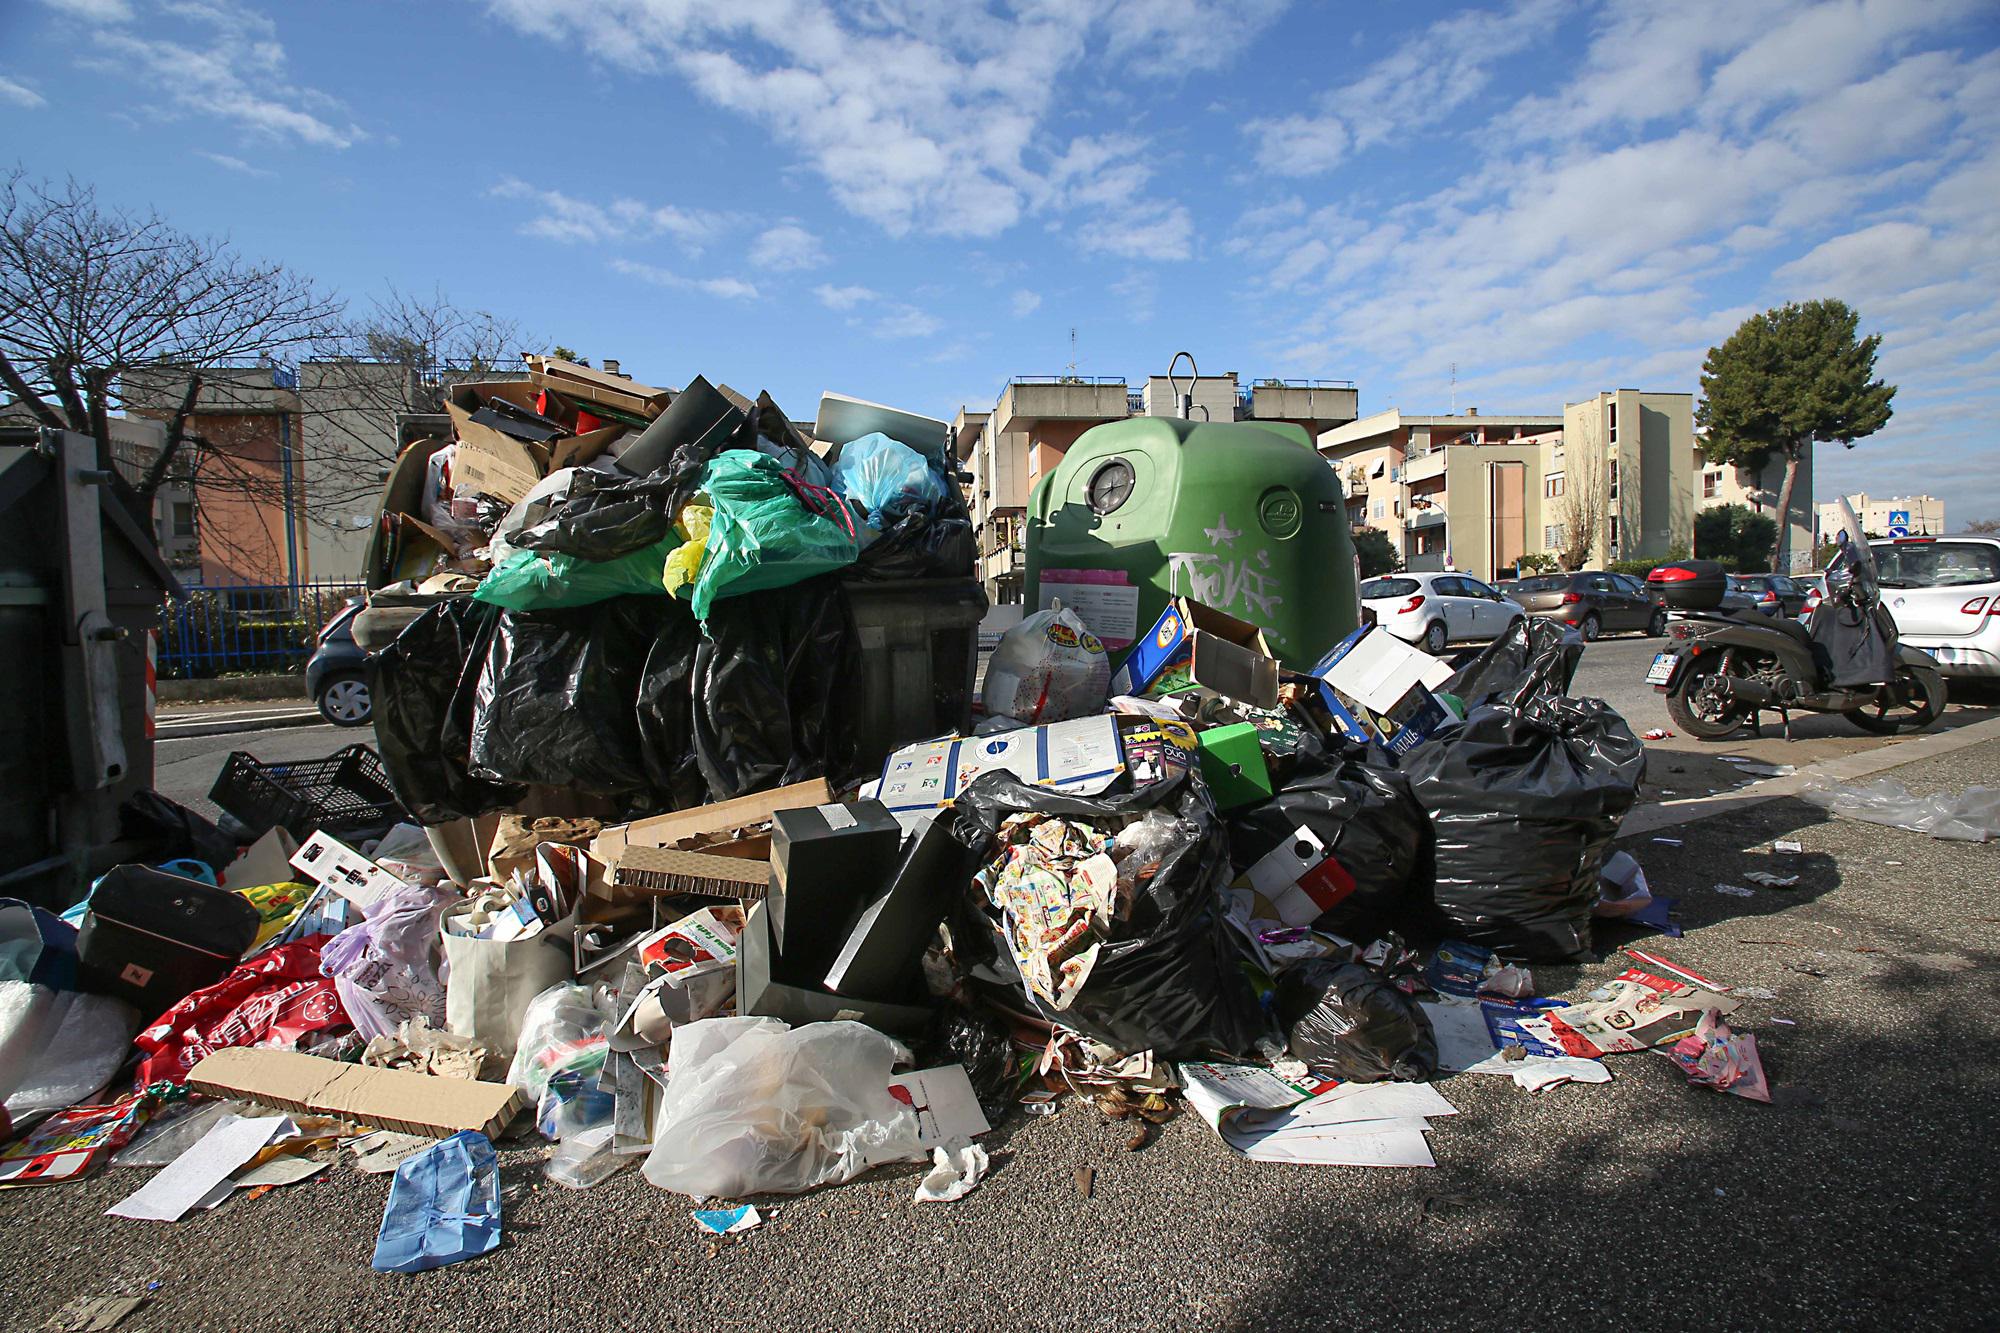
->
xmin=208 ymin=743 xmax=407 ymax=841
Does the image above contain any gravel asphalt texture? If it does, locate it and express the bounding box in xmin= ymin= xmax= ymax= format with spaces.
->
xmin=7 ymin=734 xmax=1997 ymax=1330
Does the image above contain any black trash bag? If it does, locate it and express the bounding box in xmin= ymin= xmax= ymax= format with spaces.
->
xmin=117 ymin=791 xmax=239 ymax=877
xmin=691 ymin=575 xmax=861 ymax=801
xmin=918 ymin=1006 xmax=1020 ymax=1119
xmin=1277 ymin=960 xmax=1437 ymax=1083
xmin=1440 ymin=616 xmax=1582 ymax=713
xmin=1225 ymin=752 xmax=1432 ymax=943
xmin=633 ymin=592 xmax=711 ymax=811
xmin=368 ymin=598 xmax=524 ymax=824
xmin=952 ymin=769 xmax=1273 ymax=1060
xmin=467 ymin=598 xmax=659 ymax=796
xmin=846 ymin=477 xmax=975 ymax=582
xmin=511 ymin=469 xmax=679 ymax=560
xmin=1404 ymin=696 xmax=1645 ymax=962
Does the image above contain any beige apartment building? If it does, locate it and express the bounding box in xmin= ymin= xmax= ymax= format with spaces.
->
xmin=1316 ymin=391 xmax=1695 ymax=581
xmin=961 ymin=373 xmax=1358 ymax=604
xmin=1815 ymin=493 xmax=1946 ymax=541
xmin=1693 ymin=445 xmax=1816 ymax=571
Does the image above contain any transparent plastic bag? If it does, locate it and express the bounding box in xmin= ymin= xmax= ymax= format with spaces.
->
xmin=641 ymin=1017 xmax=922 ymax=1198
xmin=1802 ymin=778 xmax=2000 ymax=843
xmin=982 ymin=604 xmax=1110 ymax=724
xmin=833 ymin=432 xmax=948 ymax=522
xmin=505 ymin=983 xmax=608 ymax=1108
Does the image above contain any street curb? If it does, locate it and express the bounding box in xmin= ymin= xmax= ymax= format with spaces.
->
xmin=1623 ymin=713 xmax=2000 ymax=837
xmin=155 ymin=712 xmax=328 ymax=740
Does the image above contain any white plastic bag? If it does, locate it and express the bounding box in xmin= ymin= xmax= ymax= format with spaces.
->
xmin=504 ymin=982 xmax=608 ymax=1109
xmin=641 ymin=1017 xmax=922 ymax=1198
xmin=982 ymin=604 xmax=1110 ymax=724
xmin=1802 ymin=778 xmax=2000 ymax=843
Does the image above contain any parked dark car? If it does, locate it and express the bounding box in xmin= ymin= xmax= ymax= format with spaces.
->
xmin=1728 ymin=573 xmax=1812 ymax=618
xmin=1509 ymin=570 xmax=1665 ymax=640
xmin=306 ymin=597 xmax=371 ymax=726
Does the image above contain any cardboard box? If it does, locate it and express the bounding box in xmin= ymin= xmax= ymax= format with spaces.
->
xmin=187 ymin=1047 xmax=525 ymax=1139
xmin=1120 ymin=597 xmax=1280 ymax=709
xmin=447 ymin=400 xmax=542 ymax=504
xmin=592 ymin=778 xmax=833 ymax=871
xmin=487 ymin=816 xmax=602 ymax=888
xmin=736 ymin=901 xmax=932 ymax=1036
xmin=1194 ymin=723 xmax=1274 ymax=810
xmin=876 ymin=716 xmax=1125 ymax=814
xmin=1312 ymin=624 xmax=1454 ymax=756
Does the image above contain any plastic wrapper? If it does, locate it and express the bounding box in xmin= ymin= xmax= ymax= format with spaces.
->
xmin=640 ymin=1017 xmax=922 ymax=1198
xmin=506 ymin=983 xmax=609 ymax=1110
xmin=689 ymin=576 xmax=860 ymax=802
xmin=1801 ymin=778 xmax=2000 ymax=843
xmin=486 ymin=466 xmax=584 ymax=567
xmin=689 ymin=451 xmax=861 ymax=621
xmin=953 ymin=768 xmax=1272 ymax=1059
xmin=981 ymin=604 xmax=1110 ymax=724
xmin=132 ymin=940 xmax=351 ymax=1088
xmin=1276 ymin=959 xmax=1438 ymax=1083
xmin=371 ymin=1131 xmax=501 ymax=1274
xmin=468 ymin=599 xmax=658 ymax=797
xmin=834 ymin=432 xmax=948 ymax=521
xmin=918 ymin=1008 xmax=1019 ymax=1119
xmin=1226 ymin=752 xmax=1432 ymax=942
xmin=368 ymin=598 xmax=524 ymax=825
xmin=2 ymin=988 xmax=139 ymax=1117
xmin=1404 ymin=696 xmax=1645 ymax=962
xmin=546 ymin=1123 xmax=624 ymax=1189
xmin=319 ymin=882 xmax=452 ymax=1042
xmin=1439 ymin=616 xmax=1582 ymax=713
xmin=661 ymin=503 xmax=712 ymax=599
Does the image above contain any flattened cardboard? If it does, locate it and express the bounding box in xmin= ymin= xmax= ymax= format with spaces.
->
xmin=612 ymin=846 xmax=768 ymax=900
xmin=548 ymin=424 xmax=625 ymax=471
xmin=592 ymin=778 xmax=832 ymax=870
xmin=524 ymin=356 xmax=672 ymax=420
xmin=1122 ymin=596 xmax=1280 ymax=709
xmin=447 ymin=401 xmax=542 ymax=504
xmin=187 ymin=1047 xmax=524 ymax=1139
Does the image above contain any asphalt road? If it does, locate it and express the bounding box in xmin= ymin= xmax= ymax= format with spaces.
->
xmin=153 ymin=721 xmax=378 ymax=824
xmin=6 ymin=734 xmax=1995 ymax=1330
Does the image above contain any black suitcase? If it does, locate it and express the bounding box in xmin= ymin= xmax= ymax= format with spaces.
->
xmin=76 ymin=865 xmax=261 ymax=1017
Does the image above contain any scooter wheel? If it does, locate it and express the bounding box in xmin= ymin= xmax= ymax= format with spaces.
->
xmin=1665 ymin=659 xmax=1746 ymax=739
xmin=1845 ymin=665 xmax=1948 ymax=735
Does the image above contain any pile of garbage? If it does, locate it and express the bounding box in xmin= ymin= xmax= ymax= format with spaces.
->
xmin=0 ymin=364 xmax=1779 ymax=1273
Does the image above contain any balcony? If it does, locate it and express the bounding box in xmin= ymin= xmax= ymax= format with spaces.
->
xmin=1249 ymin=380 xmax=1359 ymax=428
xmin=1402 ymin=449 xmax=1447 ymax=484
xmin=992 ymin=377 xmax=1130 ymax=437
xmin=1405 ymin=507 xmax=1448 ymax=530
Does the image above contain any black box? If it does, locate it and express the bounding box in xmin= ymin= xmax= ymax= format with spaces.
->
xmin=1648 ymin=560 xmax=1728 ymax=611
xmin=736 ymin=901 xmax=931 ymax=1036
xmin=76 ymin=865 xmax=261 ymax=1016
xmin=822 ymin=814 xmax=966 ymax=999
xmin=768 ymin=800 xmax=902 ymax=975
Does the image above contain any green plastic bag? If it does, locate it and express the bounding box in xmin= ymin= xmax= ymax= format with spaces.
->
xmin=473 ymin=541 xmax=674 ymax=611
xmin=689 ymin=451 xmax=860 ymax=620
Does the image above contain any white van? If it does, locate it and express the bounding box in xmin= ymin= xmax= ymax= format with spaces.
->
xmin=1869 ymin=535 xmax=2000 ymax=679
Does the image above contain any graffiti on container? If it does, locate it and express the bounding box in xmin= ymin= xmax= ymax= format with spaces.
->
xmin=1169 ymin=544 xmax=1282 ymax=621
xmin=1203 ymin=513 xmax=1243 ymax=547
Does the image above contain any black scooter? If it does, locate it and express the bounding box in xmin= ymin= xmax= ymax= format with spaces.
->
xmin=1647 ymin=539 xmax=1946 ymax=741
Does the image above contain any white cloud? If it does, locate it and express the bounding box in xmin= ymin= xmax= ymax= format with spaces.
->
xmin=748 ymin=222 xmax=827 ymax=271
xmin=488 ymin=178 xmax=725 ymax=250
xmin=52 ymin=0 xmax=362 ymax=148
xmin=481 ymin=0 xmax=1233 ymax=254
xmin=194 ymin=149 xmax=270 ymax=176
xmin=1010 ymin=289 xmax=1041 ymax=317
xmin=609 ymin=257 xmax=759 ymax=301
xmin=813 ymin=283 xmax=876 ymax=310
xmin=870 ymin=305 xmax=943 ymax=339
xmin=0 ymin=75 xmax=46 ymax=108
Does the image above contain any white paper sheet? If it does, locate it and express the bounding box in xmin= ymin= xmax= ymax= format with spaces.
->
xmin=888 ymin=1066 xmax=991 ymax=1149
xmin=108 ymin=1115 xmax=287 ymax=1222
xmin=1421 ymin=1001 xmax=1610 ymax=1091
xmin=1242 ymin=1128 xmax=1437 ymax=1168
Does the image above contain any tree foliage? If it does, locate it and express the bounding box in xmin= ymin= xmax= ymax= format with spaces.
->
xmin=1694 ymin=503 xmax=1778 ymax=571
xmin=1698 ymin=299 xmax=1895 ymax=569
xmin=1351 ymin=526 xmax=1401 ymax=578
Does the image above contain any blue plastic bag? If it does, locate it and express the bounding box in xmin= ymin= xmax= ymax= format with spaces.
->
xmin=833 ymin=432 xmax=947 ymax=522
xmin=371 ymin=1130 xmax=502 ymax=1274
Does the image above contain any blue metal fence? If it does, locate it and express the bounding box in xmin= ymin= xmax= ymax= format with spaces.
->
xmin=157 ymin=579 xmax=365 ymax=679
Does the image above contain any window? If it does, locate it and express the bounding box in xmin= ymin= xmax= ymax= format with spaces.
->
xmin=1607 ymin=401 xmax=1618 ymax=443
xmin=1361 ymin=578 xmax=1421 ymax=598
xmin=1703 ymin=471 xmax=1720 ymax=499
xmin=170 ymin=502 xmax=195 ymax=538
xmin=1608 ymin=459 xmax=1619 ymax=500
xmin=1373 ymin=502 xmax=1384 ymax=519
xmin=1872 ymin=540 xmax=2000 ymax=588
xmin=1544 ymin=523 xmax=1567 ymax=548
xmin=1544 ymin=472 xmax=1565 ymax=499
xmin=1461 ymin=577 xmax=1498 ymax=599
xmin=1609 ymin=515 xmax=1620 ymax=548
xmin=1433 ymin=577 xmax=1469 ymax=597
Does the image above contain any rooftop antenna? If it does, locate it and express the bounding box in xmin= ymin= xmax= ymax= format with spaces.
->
xmin=1065 ymin=327 xmax=1081 ymax=378
xmin=1450 ymin=362 xmax=1457 ymax=414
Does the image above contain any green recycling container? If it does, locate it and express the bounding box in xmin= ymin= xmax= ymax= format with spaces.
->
xmin=1024 ymin=417 xmax=1357 ymax=670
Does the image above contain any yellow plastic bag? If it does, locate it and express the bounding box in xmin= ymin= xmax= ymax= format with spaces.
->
xmin=663 ymin=503 xmax=714 ymax=599
xmin=234 ymin=881 xmax=316 ymax=948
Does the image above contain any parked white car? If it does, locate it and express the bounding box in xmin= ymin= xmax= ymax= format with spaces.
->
xmin=1868 ymin=535 xmax=2000 ymax=679
xmin=1359 ymin=572 xmax=1525 ymax=655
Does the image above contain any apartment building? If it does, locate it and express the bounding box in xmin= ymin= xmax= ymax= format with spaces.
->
xmin=1693 ymin=445 xmax=1816 ymax=570
xmin=1316 ymin=392 xmax=1695 ymax=580
xmin=1815 ymin=493 xmax=1946 ymax=540
xmin=1317 ymin=409 xmax=1562 ymax=579
xmin=965 ymin=371 xmax=1358 ymax=604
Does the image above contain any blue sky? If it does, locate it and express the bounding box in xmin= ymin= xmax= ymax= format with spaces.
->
xmin=4 ymin=0 xmax=1998 ymax=520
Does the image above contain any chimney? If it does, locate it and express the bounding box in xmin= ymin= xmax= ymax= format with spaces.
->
xmin=1464 ymin=407 xmax=1478 ymax=416
xmin=602 ymin=359 xmax=622 ymax=377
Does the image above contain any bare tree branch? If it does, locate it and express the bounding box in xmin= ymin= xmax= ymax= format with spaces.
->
xmin=1558 ymin=461 xmax=1607 ymax=571
xmin=0 ymin=347 xmax=62 ymax=427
